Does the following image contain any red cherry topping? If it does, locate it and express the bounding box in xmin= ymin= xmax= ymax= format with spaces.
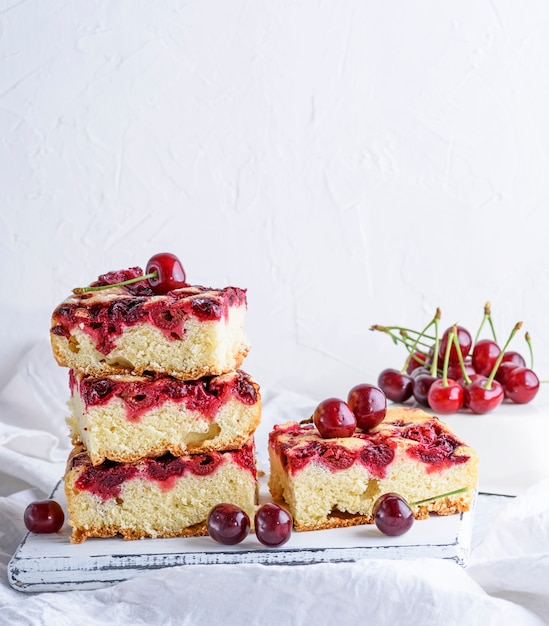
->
xmin=23 ymin=500 xmax=65 ymax=533
xmin=73 ymin=253 xmax=189 ymax=295
xmin=145 ymin=252 xmax=188 ymax=294
xmin=347 ymin=384 xmax=387 ymax=431
xmin=313 ymin=398 xmax=357 ymax=439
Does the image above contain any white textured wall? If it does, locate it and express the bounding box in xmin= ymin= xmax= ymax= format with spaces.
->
xmin=2 ymin=0 xmax=549 ymax=399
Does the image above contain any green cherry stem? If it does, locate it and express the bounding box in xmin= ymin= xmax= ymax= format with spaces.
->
xmin=474 ymin=301 xmax=498 ymax=345
xmin=525 ymin=332 xmax=534 ymax=370
xmin=401 ymin=310 xmax=439 ymax=374
xmin=370 ymin=325 xmax=434 ymax=352
xmin=429 ymin=308 xmax=441 ymax=378
xmin=440 ymin=324 xmax=456 ymax=387
xmin=452 ymin=329 xmax=472 ymax=385
xmin=72 ymin=272 xmax=158 ymax=295
xmin=410 ymin=487 xmax=469 ymax=507
xmin=484 ymin=321 xmax=523 ymax=389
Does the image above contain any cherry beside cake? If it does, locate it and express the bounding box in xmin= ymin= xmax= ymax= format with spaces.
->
xmin=268 ymin=407 xmax=478 ymax=531
xmin=68 ymin=369 xmax=261 ymax=465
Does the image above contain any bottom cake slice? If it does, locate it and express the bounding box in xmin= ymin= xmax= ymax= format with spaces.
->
xmin=268 ymin=407 xmax=478 ymax=531
xmin=64 ymin=440 xmax=258 ymax=543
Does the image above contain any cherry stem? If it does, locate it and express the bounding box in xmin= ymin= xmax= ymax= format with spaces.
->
xmin=410 ymin=487 xmax=468 ymax=507
xmin=440 ymin=325 xmax=456 ymax=386
xmin=429 ymin=308 xmax=441 ymax=378
xmin=452 ymin=331 xmax=472 ymax=385
xmin=72 ymin=271 xmax=158 ymax=294
xmin=484 ymin=321 xmax=523 ymax=389
xmin=370 ymin=325 xmax=436 ymax=342
xmin=525 ymin=332 xmax=534 ymax=370
xmin=370 ymin=326 xmax=434 ymax=352
xmin=474 ymin=301 xmax=498 ymax=345
xmin=401 ymin=310 xmax=439 ymax=374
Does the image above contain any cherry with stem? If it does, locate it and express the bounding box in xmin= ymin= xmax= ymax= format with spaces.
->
xmin=427 ymin=325 xmax=464 ymax=414
xmin=467 ymin=321 xmax=522 ymax=414
xmin=73 ymin=253 xmax=188 ymax=295
xmin=373 ymin=487 xmax=468 ymax=536
xmin=412 ymin=309 xmax=441 ymax=406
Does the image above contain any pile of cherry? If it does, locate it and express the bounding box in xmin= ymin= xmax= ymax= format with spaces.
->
xmin=372 ymin=304 xmax=540 ymax=415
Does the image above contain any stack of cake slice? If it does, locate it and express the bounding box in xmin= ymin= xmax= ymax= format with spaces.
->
xmin=50 ymin=266 xmax=261 ymax=543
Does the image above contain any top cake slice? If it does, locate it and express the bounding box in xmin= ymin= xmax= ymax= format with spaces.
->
xmin=50 ymin=267 xmax=250 ymax=379
xmin=268 ymin=407 xmax=479 ymax=532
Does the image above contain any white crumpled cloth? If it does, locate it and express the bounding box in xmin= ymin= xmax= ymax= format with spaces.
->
xmin=1 ymin=343 xmax=548 ymax=626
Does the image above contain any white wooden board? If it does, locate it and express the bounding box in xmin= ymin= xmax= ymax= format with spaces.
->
xmin=9 ymin=481 xmax=476 ymax=592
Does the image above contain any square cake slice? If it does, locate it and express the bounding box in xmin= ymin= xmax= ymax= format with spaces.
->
xmin=50 ymin=267 xmax=249 ymax=379
xmin=64 ymin=440 xmax=258 ymax=543
xmin=67 ymin=369 xmax=261 ymax=465
xmin=268 ymin=407 xmax=478 ymax=531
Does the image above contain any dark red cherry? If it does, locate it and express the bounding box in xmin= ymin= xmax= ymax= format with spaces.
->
xmin=377 ymin=369 xmax=413 ymax=403
xmin=207 ymin=503 xmax=250 ymax=545
xmin=372 ymin=493 xmax=414 ymax=536
xmin=254 ymin=503 xmax=292 ymax=547
xmin=466 ymin=379 xmax=504 ymax=414
xmin=410 ymin=366 xmax=431 ymax=380
xmin=472 ymin=339 xmax=501 ymax=377
xmin=313 ymin=398 xmax=357 ymax=438
xmin=427 ymin=379 xmax=464 ymax=414
xmin=440 ymin=325 xmax=472 ymax=364
xmin=347 ymin=384 xmax=387 ymax=431
xmin=504 ymin=367 xmax=540 ymax=404
xmin=146 ymin=253 xmax=188 ymax=294
xmin=412 ymin=373 xmax=437 ymax=407
xmin=23 ymin=500 xmax=65 ymax=533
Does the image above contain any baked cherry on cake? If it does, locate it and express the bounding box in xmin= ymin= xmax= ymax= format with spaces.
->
xmin=50 ymin=267 xmax=250 ymax=379
xmin=64 ymin=439 xmax=258 ymax=543
xmin=268 ymin=407 xmax=478 ymax=531
xmin=67 ymin=369 xmax=261 ymax=465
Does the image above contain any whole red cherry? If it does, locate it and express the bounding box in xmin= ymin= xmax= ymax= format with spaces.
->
xmin=439 ymin=325 xmax=472 ymax=364
xmin=347 ymin=383 xmax=387 ymax=431
xmin=313 ymin=398 xmax=357 ymax=439
xmin=427 ymin=379 xmax=464 ymax=414
xmin=24 ymin=500 xmax=65 ymax=533
xmin=466 ymin=379 xmax=504 ymax=414
xmin=146 ymin=253 xmax=188 ymax=294
xmin=504 ymin=367 xmax=540 ymax=404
